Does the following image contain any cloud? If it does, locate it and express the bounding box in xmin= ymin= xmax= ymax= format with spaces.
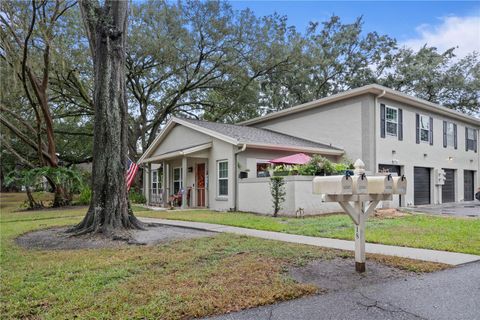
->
xmin=402 ymin=15 xmax=480 ymax=58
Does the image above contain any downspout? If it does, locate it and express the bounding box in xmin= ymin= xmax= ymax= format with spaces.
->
xmin=234 ymin=144 xmax=247 ymax=211
xmin=373 ymin=90 xmax=386 ymax=173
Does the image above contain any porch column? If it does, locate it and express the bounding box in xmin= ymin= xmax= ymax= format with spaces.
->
xmin=182 ymin=156 xmax=188 ymax=209
xmin=162 ymin=161 xmax=168 ymax=208
xmin=146 ymin=163 xmax=151 ymax=205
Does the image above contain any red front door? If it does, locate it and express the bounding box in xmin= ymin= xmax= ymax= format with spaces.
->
xmin=196 ymin=163 xmax=206 ymax=207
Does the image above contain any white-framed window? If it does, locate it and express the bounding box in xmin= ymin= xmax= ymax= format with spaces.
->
xmin=466 ymin=127 xmax=476 ymax=151
xmin=256 ymin=160 xmax=270 ymax=178
xmin=446 ymin=122 xmax=455 ymax=147
xmin=173 ymin=167 xmax=183 ymax=194
xmin=419 ymin=115 xmax=430 ymax=143
xmin=385 ymin=106 xmax=398 ymax=136
xmin=151 ymin=170 xmax=158 ymax=194
xmin=217 ymin=160 xmax=228 ymax=197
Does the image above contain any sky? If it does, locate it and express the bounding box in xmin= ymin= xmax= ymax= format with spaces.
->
xmin=229 ymin=1 xmax=480 ymax=58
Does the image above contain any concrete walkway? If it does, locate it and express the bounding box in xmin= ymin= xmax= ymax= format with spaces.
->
xmin=139 ymin=217 xmax=480 ymax=265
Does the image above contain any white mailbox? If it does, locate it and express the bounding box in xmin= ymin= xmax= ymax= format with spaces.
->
xmin=311 ymin=159 xmax=406 ymax=273
xmin=367 ymin=175 xmax=393 ymax=194
xmin=352 ymin=174 xmax=368 ymax=194
xmin=313 ymin=175 xmax=353 ymax=195
xmin=392 ymin=176 xmax=407 ymax=194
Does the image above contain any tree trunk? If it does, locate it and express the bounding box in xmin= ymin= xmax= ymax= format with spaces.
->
xmin=52 ymin=185 xmax=72 ymax=207
xmin=69 ymin=0 xmax=143 ymax=237
xmin=26 ymin=187 xmax=43 ymax=210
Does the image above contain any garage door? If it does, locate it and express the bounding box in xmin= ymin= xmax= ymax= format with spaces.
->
xmin=464 ymin=170 xmax=475 ymax=201
xmin=414 ymin=167 xmax=431 ymax=205
xmin=441 ymin=169 xmax=455 ymax=203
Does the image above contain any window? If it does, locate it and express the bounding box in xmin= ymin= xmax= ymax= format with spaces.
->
xmin=446 ymin=122 xmax=455 ymax=147
xmin=173 ymin=167 xmax=183 ymax=194
xmin=217 ymin=160 xmax=228 ymax=196
xmin=420 ymin=115 xmax=430 ymax=143
xmin=385 ymin=106 xmax=398 ymax=136
xmin=256 ymin=160 xmax=270 ymax=178
xmin=466 ymin=127 xmax=477 ymax=151
xmin=151 ymin=170 xmax=158 ymax=194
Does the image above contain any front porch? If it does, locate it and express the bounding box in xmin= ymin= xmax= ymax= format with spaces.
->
xmin=143 ymin=143 xmax=211 ymax=209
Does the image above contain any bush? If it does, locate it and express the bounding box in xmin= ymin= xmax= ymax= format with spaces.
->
xmin=77 ymin=186 xmax=91 ymax=205
xmin=129 ymin=189 xmax=146 ymax=204
xmin=270 ymin=176 xmax=286 ymax=217
xmin=333 ymin=163 xmax=349 ymax=174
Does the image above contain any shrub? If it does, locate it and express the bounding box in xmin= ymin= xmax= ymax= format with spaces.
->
xmin=129 ymin=189 xmax=146 ymax=204
xmin=333 ymin=163 xmax=349 ymax=174
xmin=77 ymin=186 xmax=92 ymax=205
xmin=270 ymin=176 xmax=286 ymax=217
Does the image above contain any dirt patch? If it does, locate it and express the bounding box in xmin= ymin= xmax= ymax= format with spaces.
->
xmin=289 ymin=257 xmax=414 ymax=294
xmin=15 ymin=224 xmax=216 ymax=250
xmin=373 ymin=208 xmax=409 ymax=218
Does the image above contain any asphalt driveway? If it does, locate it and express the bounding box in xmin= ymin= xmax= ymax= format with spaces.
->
xmin=205 ymin=261 xmax=480 ymax=320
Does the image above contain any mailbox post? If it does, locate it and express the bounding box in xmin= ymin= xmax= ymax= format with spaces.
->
xmin=313 ymin=159 xmax=406 ymax=273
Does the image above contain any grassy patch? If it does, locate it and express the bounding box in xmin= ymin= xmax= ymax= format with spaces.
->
xmin=0 ymin=192 xmax=450 ymax=319
xmin=137 ymin=209 xmax=480 ymax=255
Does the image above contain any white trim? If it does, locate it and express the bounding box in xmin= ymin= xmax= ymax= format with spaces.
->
xmin=445 ymin=121 xmax=455 ymax=148
xmin=385 ymin=105 xmax=398 ymax=137
xmin=240 ymin=84 xmax=480 ymax=127
xmin=172 ymin=167 xmax=183 ymax=194
xmin=140 ymin=142 xmax=213 ymax=163
xmin=419 ymin=114 xmax=430 ymax=143
xmin=138 ymin=117 xmax=237 ymax=164
xmin=217 ymin=159 xmax=229 ymax=197
xmin=244 ymin=143 xmax=344 ymax=155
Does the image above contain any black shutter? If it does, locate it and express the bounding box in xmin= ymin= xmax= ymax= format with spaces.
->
xmin=380 ymin=104 xmax=386 ymax=138
xmin=398 ymin=109 xmax=403 ymax=141
xmin=443 ymin=121 xmax=447 ymax=147
xmin=415 ymin=113 xmax=420 ymax=144
xmin=429 ymin=117 xmax=433 ymax=145
xmin=475 ymin=129 xmax=478 ymax=153
xmin=453 ymin=124 xmax=457 ymax=149
xmin=465 ymin=127 xmax=468 ymax=151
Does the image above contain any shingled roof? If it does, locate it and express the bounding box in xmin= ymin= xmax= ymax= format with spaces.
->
xmin=180 ymin=118 xmax=342 ymax=151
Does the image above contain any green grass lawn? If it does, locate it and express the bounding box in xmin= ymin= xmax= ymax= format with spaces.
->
xmin=2 ymin=192 xmax=447 ymax=319
xmin=138 ymin=209 xmax=480 ymax=255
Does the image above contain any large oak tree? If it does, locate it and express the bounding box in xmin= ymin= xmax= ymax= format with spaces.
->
xmin=69 ymin=0 xmax=143 ymax=236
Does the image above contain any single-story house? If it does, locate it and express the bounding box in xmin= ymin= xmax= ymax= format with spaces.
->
xmin=138 ymin=117 xmax=343 ymax=214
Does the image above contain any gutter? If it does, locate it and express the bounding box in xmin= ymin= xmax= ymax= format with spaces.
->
xmin=374 ymin=90 xmax=386 ymax=173
xmin=234 ymin=144 xmax=247 ymax=211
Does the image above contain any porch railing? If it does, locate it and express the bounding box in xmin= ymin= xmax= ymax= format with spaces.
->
xmin=149 ymin=189 xmax=164 ymax=206
xmin=149 ymin=187 xmax=207 ymax=208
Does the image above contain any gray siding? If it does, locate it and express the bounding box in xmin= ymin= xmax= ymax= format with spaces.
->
xmin=252 ymin=95 xmax=374 ymax=170
xmin=151 ymin=124 xmax=211 ymax=156
xmin=376 ymin=97 xmax=479 ymax=205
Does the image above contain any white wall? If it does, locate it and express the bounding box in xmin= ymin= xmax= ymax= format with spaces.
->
xmin=238 ymin=176 xmax=342 ymax=216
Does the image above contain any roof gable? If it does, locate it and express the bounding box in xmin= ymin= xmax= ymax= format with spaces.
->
xmin=138 ymin=117 xmax=344 ymax=163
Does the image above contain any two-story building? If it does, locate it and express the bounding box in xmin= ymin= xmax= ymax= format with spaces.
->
xmin=139 ymin=84 xmax=479 ymax=215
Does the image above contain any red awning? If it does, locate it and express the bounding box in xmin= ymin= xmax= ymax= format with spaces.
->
xmin=269 ymin=153 xmax=311 ymax=165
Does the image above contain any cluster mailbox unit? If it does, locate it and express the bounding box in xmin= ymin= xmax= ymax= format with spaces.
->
xmin=313 ymin=159 xmax=407 ymax=272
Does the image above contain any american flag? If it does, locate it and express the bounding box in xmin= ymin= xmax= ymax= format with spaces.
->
xmin=126 ymin=157 xmax=139 ymax=191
